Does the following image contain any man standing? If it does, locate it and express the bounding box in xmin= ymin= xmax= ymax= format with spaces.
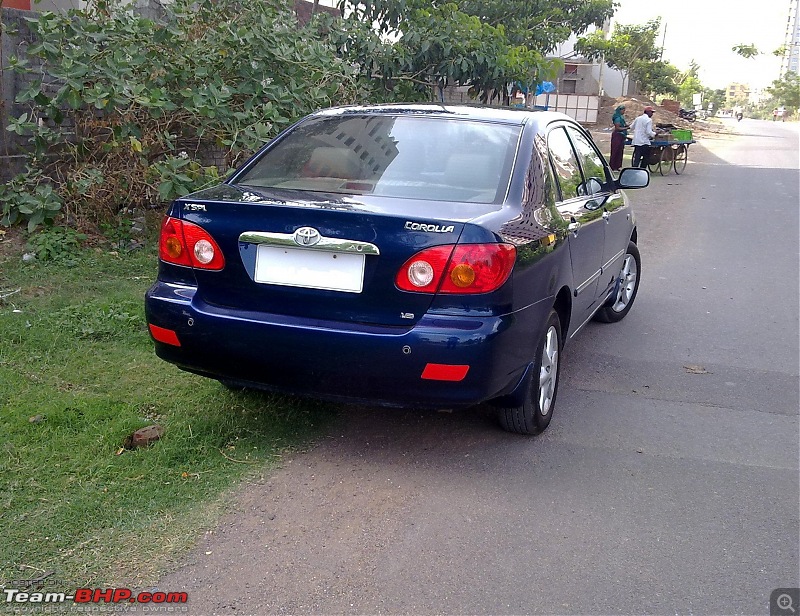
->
xmin=631 ymin=106 xmax=657 ymax=169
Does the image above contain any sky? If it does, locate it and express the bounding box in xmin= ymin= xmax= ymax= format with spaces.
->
xmin=611 ymin=0 xmax=792 ymax=91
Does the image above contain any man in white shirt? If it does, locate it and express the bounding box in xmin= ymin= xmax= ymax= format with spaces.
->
xmin=630 ymin=106 xmax=656 ymax=168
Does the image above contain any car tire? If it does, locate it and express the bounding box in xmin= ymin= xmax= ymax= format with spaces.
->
xmin=498 ymin=310 xmax=561 ymax=435
xmin=594 ymin=241 xmax=641 ymax=323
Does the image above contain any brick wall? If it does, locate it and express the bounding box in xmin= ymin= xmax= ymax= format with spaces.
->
xmin=1 ymin=7 xmax=39 ymax=180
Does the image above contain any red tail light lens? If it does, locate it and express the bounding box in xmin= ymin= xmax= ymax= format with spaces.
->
xmin=159 ymin=217 xmax=225 ymax=270
xmin=396 ymin=243 xmax=516 ymax=294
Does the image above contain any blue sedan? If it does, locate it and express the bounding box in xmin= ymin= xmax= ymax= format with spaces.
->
xmin=145 ymin=104 xmax=648 ymax=434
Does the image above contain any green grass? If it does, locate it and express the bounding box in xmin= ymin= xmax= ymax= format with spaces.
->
xmin=0 ymin=236 xmax=338 ymax=588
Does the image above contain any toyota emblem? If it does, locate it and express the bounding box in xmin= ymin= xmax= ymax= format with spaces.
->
xmin=293 ymin=227 xmax=321 ymax=246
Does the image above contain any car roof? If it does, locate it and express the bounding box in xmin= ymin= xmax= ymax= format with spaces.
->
xmin=311 ymin=103 xmax=576 ymax=129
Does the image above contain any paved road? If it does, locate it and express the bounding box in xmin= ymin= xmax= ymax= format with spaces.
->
xmin=159 ymin=119 xmax=799 ymax=616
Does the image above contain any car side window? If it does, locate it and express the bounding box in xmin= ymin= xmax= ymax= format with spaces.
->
xmin=566 ymin=126 xmax=608 ymax=195
xmin=547 ymin=127 xmax=583 ymax=201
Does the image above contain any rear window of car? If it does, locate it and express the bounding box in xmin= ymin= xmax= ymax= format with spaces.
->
xmin=234 ymin=114 xmax=521 ymax=204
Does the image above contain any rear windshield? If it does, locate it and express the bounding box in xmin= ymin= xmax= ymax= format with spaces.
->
xmin=234 ymin=114 xmax=521 ymax=204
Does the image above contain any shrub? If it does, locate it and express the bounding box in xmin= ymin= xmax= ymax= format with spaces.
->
xmin=4 ymin=0 xmax=368 ymax=230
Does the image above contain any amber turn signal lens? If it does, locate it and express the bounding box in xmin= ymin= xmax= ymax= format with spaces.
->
xmin=165 ymin=236 xmax=183 ymax=259
xmin=450 ymin=263 xmax=476 ymax=288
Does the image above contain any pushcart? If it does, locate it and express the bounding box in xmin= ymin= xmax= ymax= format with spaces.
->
xmin=645 ymin=139 xmax=696 ymax=175
xmin=625 ymin=137 xmax=696 ymax=175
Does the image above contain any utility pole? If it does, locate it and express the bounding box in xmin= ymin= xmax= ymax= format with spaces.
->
xmin=597 ymin=17 xmax=611 ymax=97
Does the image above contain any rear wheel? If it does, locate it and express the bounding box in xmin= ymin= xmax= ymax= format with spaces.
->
xmin=595 ymin=241 xmax=641 ymax=323
xmin=498 ymin=310 xmax=561 ymax=435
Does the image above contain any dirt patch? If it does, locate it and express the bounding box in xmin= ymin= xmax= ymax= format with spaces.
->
xmin=0 ymin=227 xmax=26 ymax=262
xmin=595 ymin=95 xmax=730 ymax=138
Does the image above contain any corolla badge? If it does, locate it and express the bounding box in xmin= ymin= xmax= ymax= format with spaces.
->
xmin=293 ymin=226 xmax=321 ymax=246
xmin=404 ymin=221 xmax=455 ymax=233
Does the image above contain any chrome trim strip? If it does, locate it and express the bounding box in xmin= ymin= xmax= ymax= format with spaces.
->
xmin=239 ymin=231 xmax=380 ymax=255
xmin=575 ymin=269 xmax=602 ymax=295
xmin=602 ymin=249 xmax=625 ymax=273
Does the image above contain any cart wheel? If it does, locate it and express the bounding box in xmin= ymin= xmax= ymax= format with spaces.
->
xmin=674 ymin=145 xmax=688 ymax=174
xmin=647 ymin=148 xmax=662 ymax=175
xmin=653 ymin=148 xmax=670 ymax=176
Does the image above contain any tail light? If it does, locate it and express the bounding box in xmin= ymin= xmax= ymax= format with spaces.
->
xmin=396 ymin=243 xmax=516 ymax=294
xmin=159 ymin=216 xmax=225 ymax=270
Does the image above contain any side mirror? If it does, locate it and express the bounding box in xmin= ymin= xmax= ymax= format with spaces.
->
xmin=616 ymin=167 xmax=650 ymax=189
xmin=577 ymin=177 xmax=604 ymax=197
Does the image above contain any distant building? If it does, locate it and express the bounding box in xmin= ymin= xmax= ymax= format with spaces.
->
xmin=726 ymin=83 xmax=751 ymax=106
xmin=782 ymin=0 xmax=799 ymax=76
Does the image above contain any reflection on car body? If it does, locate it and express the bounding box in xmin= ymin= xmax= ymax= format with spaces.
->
xmin=145 ymin=104 xmax=649 ymax=434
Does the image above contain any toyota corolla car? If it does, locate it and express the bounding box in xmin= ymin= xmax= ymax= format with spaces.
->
xmin=145 ymin=104 xmax=648 ymax=435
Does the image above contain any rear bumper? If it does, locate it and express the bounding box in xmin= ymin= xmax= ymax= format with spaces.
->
xmin=145 ymin=282 xmax=551 ymax=408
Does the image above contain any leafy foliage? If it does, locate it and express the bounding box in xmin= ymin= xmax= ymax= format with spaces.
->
xmin=5 ymin=0 xmax=620 ymax=233
xmin=25 ymin=225 xmax=87 ymax=264
xmin=4 ymin=0 xmax=366 ymax=230
xmin=672 ymin=61 xmax=704 ymax=108
xmin=638 ymin=61 xmax=680 ymax=100
xmin=456 ymin=0 xmax=614 ymax=52
xmin=0 ymin=167 xmax=64 ymax=232
xmin=576 ymin=19 xmax=663 ymax=95
xmin=732 ymin=44 xmax=760 ymax=59
xmin=322 ymin=0 xmax=613 ymax=101
xmin=767 ymin=71 xmax=800 ymax=112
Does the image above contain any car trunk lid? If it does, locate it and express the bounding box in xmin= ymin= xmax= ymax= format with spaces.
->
xmin=174 ymin=187 xmax=472 ymax=327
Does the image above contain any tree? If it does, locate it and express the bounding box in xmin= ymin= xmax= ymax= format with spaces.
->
xmin=767 ymin=71 xmax=800 ymax=111
xmin=321 ymin=0 xmax=614 ymax=101
xmin=451 ymin=0 xmax=614 ymax=52
xmin=575 ymin=19 xmax=663 ymax=95
xmin=674 ymin=61 xmax=704 ymax=108
xmin=638 ymin=60 xmax=679 ymax=100
xmin=703 ymin=88 xmax=726 ymax=115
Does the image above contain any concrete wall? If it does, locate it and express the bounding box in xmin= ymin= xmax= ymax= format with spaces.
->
xmin=440 ymin=86 xmax=600 ymax=124
xmin=32 ymin=0 xmax=87 ymax=12
xmin=531 ymin=93 xmax=599 ymax=123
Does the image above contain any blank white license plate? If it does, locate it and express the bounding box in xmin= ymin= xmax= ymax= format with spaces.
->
xmin=254 ymin=245 xmax=365 ymax=293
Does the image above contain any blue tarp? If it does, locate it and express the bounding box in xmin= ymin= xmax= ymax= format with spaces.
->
xmin=535 ymin=81 xmax=556 ymax=96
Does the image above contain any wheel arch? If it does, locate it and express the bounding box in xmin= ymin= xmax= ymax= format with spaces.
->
xmin=553 ymin=285 xmax=572 ymax=348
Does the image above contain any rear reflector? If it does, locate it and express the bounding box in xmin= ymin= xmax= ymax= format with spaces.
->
xmin=149 ymin=324 xmax=181 ymax=347
xmin=421 ymin=363 xmax=470 ymax=381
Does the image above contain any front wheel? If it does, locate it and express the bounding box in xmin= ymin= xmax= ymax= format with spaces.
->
xmin=674 ymin=145 xmax=687 ymax=174
xmin=595 ymin=241 xmax=641 ymax=323
xmin=498 ymin=310 xmax=562 ymax=435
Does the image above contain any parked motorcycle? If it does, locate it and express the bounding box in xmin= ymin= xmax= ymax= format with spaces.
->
xmin=678 ymin=108 xmax=697 ymax=122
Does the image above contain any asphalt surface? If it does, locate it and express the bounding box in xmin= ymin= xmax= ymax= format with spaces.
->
xmin=157 ymin=119 xmax=800 ymax=616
